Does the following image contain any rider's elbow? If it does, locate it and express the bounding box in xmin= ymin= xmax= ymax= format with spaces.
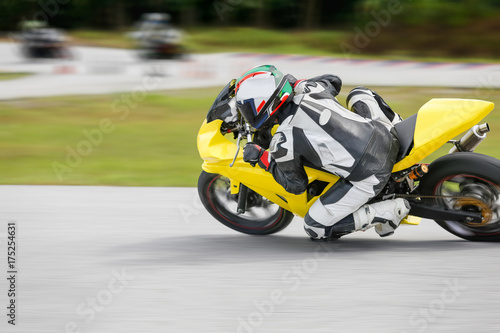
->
xmin=285 ymin=180 xmax=308 ymax=195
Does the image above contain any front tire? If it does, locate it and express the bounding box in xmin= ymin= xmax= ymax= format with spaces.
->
xmin=419 ymin=152 xmax=500 ymax=241
xmin=198 ymin=171 xmax=294 ymax=235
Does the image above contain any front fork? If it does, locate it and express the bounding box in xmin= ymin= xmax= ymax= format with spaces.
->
xmin=237 ymin=184 xmax=249 ymax=214
xmin=230 ymin=120 xmax=254 ymax=214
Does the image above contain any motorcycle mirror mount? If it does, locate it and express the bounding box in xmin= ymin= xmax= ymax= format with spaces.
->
xmin=244 ymin=122 xmax=253 ymax=142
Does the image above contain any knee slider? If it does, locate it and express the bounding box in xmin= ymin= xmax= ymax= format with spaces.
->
xmin=304 ymin=226 xmax=319 ymax=238
xmin=304 ymin=214 xmax=327 ymax=239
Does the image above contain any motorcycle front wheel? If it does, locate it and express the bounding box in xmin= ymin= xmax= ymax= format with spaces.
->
xmin=198 ymin=171 xmax=294 ymax=235
xmin=419 ymin=152 xmax=500 ymax=241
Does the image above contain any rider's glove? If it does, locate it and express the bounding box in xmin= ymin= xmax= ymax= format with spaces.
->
xmin=243 ymin=143 xmax=271 ymax=170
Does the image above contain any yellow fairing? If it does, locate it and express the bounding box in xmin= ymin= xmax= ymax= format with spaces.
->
xmin=393 ymin=98 xmax=494 ymax=171
xmin=197 ymin=119 xmax=339 ymax=217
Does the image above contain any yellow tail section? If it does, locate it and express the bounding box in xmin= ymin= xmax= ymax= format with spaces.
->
xmin=393 ymin=98 xmax=494 ymax=171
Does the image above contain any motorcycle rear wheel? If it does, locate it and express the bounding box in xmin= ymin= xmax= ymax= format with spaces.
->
xmin=419 ymin=152 xmax=500 ymax=241
xmin=198 ymin=171 xmax=294 ymax=235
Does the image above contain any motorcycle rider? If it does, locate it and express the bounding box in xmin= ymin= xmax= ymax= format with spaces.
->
xmin=221 ymin=64 xmax=410 ymax=240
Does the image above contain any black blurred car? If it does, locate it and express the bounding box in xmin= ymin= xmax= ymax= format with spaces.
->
xmin=15 ymin=22 xmax=71 ymax=59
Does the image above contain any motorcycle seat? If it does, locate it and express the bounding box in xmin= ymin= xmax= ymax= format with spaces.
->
xmin=394 ymin=114 xmax=417 ymax=162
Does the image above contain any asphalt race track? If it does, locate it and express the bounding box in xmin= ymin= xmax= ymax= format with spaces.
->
xmin=1 ymin=186 xmax=499 ymax=332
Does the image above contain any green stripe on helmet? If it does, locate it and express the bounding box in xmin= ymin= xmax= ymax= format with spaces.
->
xmin=235 ymin=64 xmax=278 ymax=86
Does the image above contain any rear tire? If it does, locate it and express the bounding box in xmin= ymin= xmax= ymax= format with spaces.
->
xmin=198 ymin=171 xmax=294 ymax=235
xmin=419 ymin=152 xmax=500 ymax=241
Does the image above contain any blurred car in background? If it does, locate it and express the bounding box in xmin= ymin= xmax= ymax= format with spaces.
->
xmin=14 ymin=21 xmax=71 ymax=59
xmin=129 ymin=13 xmax=186 ymax=60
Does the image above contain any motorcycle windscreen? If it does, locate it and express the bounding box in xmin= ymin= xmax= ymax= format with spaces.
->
xmin=393 ymin=98 xmax=494 ymax=172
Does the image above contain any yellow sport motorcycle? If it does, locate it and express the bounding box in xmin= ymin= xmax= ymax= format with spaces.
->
xmin=197 ymin=98 xmax=500 ymax=241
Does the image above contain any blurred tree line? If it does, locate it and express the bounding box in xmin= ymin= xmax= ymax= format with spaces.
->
xmin=0 ymin=0 xmax=355 ymax=30
xmin=3 ymin=0 xmax=500 ymax=31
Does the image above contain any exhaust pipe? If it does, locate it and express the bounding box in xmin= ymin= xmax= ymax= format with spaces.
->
xmin=449 ymin=123 xmax=490 ymax=154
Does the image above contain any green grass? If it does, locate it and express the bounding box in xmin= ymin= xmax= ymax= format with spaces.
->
xmin=0 ymin=88 xmax=221 ymax=186
xmin=67 ymin=27 xmax=347 ymax=56
xmin=1 ymin=86 xmax=499 ymax=186
xmin=0 ymin=73 xmax=33 ymax=81
xmin=69 ymin=30 xmax=134 ymax=49
xmin=183 ymin=27 xmax=347 ymax=56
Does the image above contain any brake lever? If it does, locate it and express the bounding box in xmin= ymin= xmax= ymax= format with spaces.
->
xmin=229 ymin=131 xmax=242 ymax=167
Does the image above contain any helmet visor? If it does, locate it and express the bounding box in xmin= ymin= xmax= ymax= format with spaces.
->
xmin=237 ymin=98 xmax=269 ymax=129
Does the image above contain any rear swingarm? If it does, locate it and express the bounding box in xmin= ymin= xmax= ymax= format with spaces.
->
xmin=407 ymin=199 xmax=483 ymax=224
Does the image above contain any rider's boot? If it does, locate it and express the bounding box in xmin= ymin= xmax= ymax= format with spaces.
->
xmin=352 ymin=198 xmax=411 ymax=237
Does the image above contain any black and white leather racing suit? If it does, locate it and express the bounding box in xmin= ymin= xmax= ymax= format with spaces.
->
xmin=263 ymin=76 xmax=402 ymax=239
